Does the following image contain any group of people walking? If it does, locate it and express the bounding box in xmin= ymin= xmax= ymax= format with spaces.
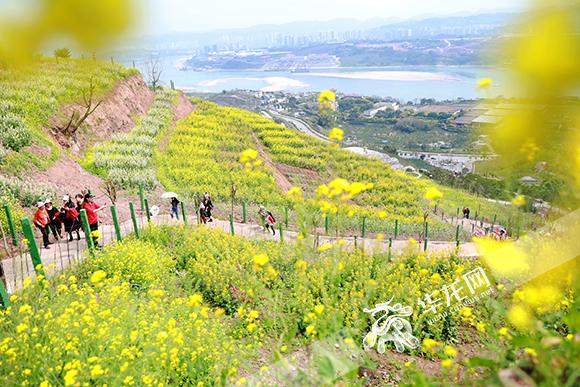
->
xmin=33 ymin=189 xmax=278 ymax=250
xmin=33 ymin=191 xmax=104 ymax=249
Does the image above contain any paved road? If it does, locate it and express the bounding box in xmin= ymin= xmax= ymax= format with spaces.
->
xmin=1 ymin=213 xmax=478 ymax=293
xmin=264 ymin=110 xmax=330 ymax=142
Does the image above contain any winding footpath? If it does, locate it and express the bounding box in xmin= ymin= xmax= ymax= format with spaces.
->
xmin=1 ymin=213 xmax=478 ymax=293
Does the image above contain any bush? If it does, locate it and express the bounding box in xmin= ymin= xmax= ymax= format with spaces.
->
xmin=77 ymin=239 xmax=175 ymax=289
xmin=0 ymin=113 xmax=32 ymax=151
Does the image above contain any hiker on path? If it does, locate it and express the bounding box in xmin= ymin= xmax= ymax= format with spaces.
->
xmin=45 ymin=200 xmax=62 ymax=240
xmin=82 ymin=193 xmax=106 ymax=247
xmin=258 ymin=205 xmax=276 ymax=236
xmin=199 ymin=201 xmax=207 ymax=224
xmin=61 ymin=195 xmax=81 ymax=241
xmin=170 ymin=197 xmax=180 ymax=220
xmin=202 ymin=192 xmax=214 ymax=223
xmin=33 ymin=201 xmax=51 ymax=249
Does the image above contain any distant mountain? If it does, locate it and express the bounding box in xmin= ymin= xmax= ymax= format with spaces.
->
xmin=121 ymin=12 xmax=519 ymax=52
xmin=367 ymin=12 xmax=517 ymax=40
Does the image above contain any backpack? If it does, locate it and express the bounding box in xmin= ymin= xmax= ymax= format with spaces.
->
xmin=267 ymin=211 xmax=276 ymax=224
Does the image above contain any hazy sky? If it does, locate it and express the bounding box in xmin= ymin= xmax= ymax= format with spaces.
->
xmin=142 ymin=0 xmax=527 ymax=34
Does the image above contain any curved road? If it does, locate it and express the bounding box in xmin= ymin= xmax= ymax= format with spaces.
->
xmin=263 ymin=110 xmax=330 ymax=142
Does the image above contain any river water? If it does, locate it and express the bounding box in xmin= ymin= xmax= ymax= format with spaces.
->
xmin=121 ymin=55 xmax=508 ymax=101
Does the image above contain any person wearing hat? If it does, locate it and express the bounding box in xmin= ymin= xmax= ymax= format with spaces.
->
xmin=44 ymin=199 xmax=62 ymax=240
xmin=33 ymin=201 xmax=51 ymax=249
xmin=81 ymin=193 xmax=106 ymax=247
xmin=258 ymin=205 xmax=276 ymax=235
xmin=201 ymin=192 xmax=213 ymax=223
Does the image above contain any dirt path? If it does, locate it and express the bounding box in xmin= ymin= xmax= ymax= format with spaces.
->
xmin=251 ymin=132 xmax=294 ymax=192
xmin=159 ymin=93 xmax=195 ymax=152
xmin=1 ymin=211 xmax=478 ymax=293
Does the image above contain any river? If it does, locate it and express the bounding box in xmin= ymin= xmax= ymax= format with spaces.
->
xmin=120 ymin=54 xmax=509 ymax=101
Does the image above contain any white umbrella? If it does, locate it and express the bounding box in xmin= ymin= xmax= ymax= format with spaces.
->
xmin=161 ymin=192 xmax=178 ymax=199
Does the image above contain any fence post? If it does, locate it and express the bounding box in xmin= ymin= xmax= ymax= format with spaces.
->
xmin=129 ymin=202 xmax=140 ymax=239
xmin=144 ymin=198 xmax=151 ymax=223
xmin=229 ymin=214 xmax=235 ymax=236
xmin=0 ymin=281 xmax=9 ymax=307
xmin=388 ymin=237 xmax=392 ymax=262
xmin=110 ymin=205 xmax=122 ymax=242
xmin=4 ymin=205 xmax=18 ymax=247
xmin=79 ymin=209 xmax=95 ymax=253
xmin=139 ymin=184 xmax=145 ymax=211
xmin=242 ymin=202 xmax=247 ymax=224
xmin=455 ymin=224 xmax=460 ymax=247
xmin=456 ymin=207 xmax=459 ymax=217
xmin=279 ymin=223 xmax=283 ymax=242
xmin=181 ymin=202 xmax=188 ymax=226
xmin=20 ymin=218 xmax=44 ymax=275
xmin=324 ymin=214 xmax=329 ymax=235
xmin=354 ymin=235 xmax=357 ymax=249
xmin=493 ymin=214 xmax=497 ymax=223
xmin=394 ymin=220 xmax=399 ymax=240
xmin=423 ymin=222 xmax=429 ymax=252
xmin=361 ymin=216 xmax=366 ymax=238
xmin=285 ymin=207 xmax=289 ymax=229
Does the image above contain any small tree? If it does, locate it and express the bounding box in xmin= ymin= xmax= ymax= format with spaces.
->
xmin=53 ymin=77 xmax=103 ymax=136
xmin=54 ymin=48 xmax=71 ymax=62
xmin=102 ymin=178 xmax=117 ymax=205
xmin=146 ymin=56 xmax=163 ymax=90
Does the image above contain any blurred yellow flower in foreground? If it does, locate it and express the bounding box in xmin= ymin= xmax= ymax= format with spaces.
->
xmin=424 ymin=187 xmax=443 ymax=201
xmin=90 ymin=270 xmax=107 ymax=284
xmin=252 ymin=254 xmax=269 ymax=266
xmin=317 ymin=90 xmax=336 ymax=111
xmin=511 ymin=194 xmax=526 ymax=207
xmin=508 ymin=304 xmax=533 ymax=331
xmin=477 ymin=77 xmax=493 ymax=89
xmin=475 ymin=238 xmax=529 ymax=278
xmin=328 ymin=128 xmax=344 ymax=142
xmin=317 ymin=243 xmax=332 ymax=252
xmin=287 ymin=186 xmax=302 ymax=198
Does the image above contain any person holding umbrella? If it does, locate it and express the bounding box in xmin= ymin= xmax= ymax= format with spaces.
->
xmin=162 ymin=192 xmax=180 ymax=220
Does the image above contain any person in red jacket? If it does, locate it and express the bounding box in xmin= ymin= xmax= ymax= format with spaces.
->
xmin=33 ymin=201 xmax=51 ymax=249
xmin=81 ymin=193 xmax=106 ymax=247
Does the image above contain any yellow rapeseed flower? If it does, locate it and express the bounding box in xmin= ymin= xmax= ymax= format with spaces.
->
xmin=64 ymin=370 xmax=78 ymax=386
xmin=90 ymin=270 xmax=107 ymax=284
xmin=477 ymin=77 xmax=493 ymax=89
xmin=422 ymin=338 xmax=438 ymax=351
xmin=424 ymin=187 xmax=443 ymax=201
xmin=508 ymin=304 xmax=533 ymax=331
xmin=314 ymin=304 xmax=325 ymax=315
xmin=444 ymin=345 xmax=457 ymax=357
xmin=317 ymin=90 xmax=336 ymax=111
xmin=524 ymin=347 xmax=538 ymax=357
xmin=287 ymin=186 xmax=302 ymax=198
xmin=317 ymin=243 xmax=332 ymax=252
xmin=328 ymin=128 xmax=344 ymax=142
xmin=252 ymin=254 xmax=269 ymax=266
xmin=511 ymin=194 xmax=526 ymax=207
xmin=441 ymin=359 xmax=454 ymax=368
